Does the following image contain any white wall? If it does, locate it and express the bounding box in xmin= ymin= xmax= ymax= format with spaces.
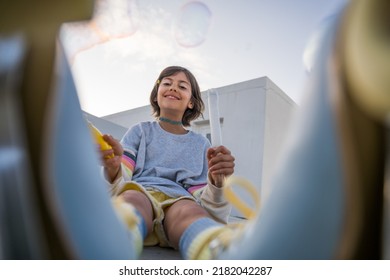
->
xmin=262 ymin=78 xmax=297 ymax=201
xmin=103 ymin=105 xmax=154 ymax=128
xmin=194 ymin=77 xmax=297 ymax=213
xmin=193 ymin=78 xmax=268 ymax=213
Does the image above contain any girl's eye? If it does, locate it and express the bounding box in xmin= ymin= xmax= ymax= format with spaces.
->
xmin=179 ymin=85 xmax=187 ymax=90
xmin=162 ymin=82 xmax=171 ymax=86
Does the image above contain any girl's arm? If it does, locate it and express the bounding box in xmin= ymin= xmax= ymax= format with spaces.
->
xmin=207 ymin=146 xmax=235 ymax=188
xmin=198 ymin=145 xmax=236 ymax=223
xmin=101 ymin=134 xmax=123 ymax=183
xmin=199 ymin=174 xmax=232 ymax=224
xmin=100 ymin=134 xmax=137 ymax=195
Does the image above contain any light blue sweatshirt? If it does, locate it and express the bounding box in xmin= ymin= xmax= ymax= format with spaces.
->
xmin=109 ymin=121 xmax=231 ymax=223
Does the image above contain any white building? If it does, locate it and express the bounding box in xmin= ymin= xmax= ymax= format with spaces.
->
xmin=87 ymin=76 xmax=297 ymax=216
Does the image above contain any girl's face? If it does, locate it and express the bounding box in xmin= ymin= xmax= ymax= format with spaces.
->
xmin=157 ymin=71 xmax=194 ymax=117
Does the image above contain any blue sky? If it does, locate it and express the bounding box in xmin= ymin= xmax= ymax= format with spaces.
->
xmin=65 ymin=0 xmax=348 ymax=117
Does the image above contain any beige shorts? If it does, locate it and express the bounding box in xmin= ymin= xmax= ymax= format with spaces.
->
xmin=116 ymin=181 xmax=196 ymax=247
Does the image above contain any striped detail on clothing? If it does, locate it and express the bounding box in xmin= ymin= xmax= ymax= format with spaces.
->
xmin=122 ymin=150 xmax=136 ymax=178
xmin=188 ymin=184 xmax=207 ymax=198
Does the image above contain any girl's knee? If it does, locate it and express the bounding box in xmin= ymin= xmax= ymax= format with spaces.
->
xmin=166 ymin=199 xmax=209 ymax=221
xmin=120 ymin=190 xmax=154 ymax=233
xmin=121 ymin=189 xmax=148 ymax=204
xmin=164 ymin=200 xmax=211 ymax=248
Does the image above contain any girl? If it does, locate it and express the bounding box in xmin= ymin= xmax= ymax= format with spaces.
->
xmin=100 ymin=66 xmax=236 ymax=259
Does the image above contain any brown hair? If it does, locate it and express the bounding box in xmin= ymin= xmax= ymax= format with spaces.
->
xmin=150 ymin=66 xmax=204 ymax=126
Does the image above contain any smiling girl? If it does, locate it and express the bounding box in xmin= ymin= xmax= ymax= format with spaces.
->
xmin=100 ymin=66 xmax=236 ymax=259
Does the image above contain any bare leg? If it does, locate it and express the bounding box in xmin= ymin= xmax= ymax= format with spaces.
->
xmin=164 ymin=199 xmax=213 ymax=249
xmin=120 ymin=190 xmax=154 ymax=235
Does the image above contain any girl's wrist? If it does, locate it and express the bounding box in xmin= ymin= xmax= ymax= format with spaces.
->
xmin=106 ymin=166 xmax=120 ymax=183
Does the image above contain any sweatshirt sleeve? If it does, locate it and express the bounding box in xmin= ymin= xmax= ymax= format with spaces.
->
xmin=105 ymin=149 xmax=137 ymax=196
xmin=104 ymin=124 xmax=142 ymax=195
xmin=199 ymin=173 xmax=232 ymax=224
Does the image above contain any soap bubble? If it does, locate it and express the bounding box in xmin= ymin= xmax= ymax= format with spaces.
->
xmin=93 ymin=0 xmax=139 ymax=39
xmin=173 ymin=1 xmax=212 ymax=48
xmin=60 ymin=21 xmax=103 ymax=61
xmin=60 ymin=0 xmax=140 ymax=62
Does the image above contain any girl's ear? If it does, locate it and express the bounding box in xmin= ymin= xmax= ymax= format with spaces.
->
xmin=188 ymin=102 xmax=194 ymax=109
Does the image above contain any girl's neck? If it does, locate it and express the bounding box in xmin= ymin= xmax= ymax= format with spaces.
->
xmin=158 ymin=116 xmax=182 ymax=126
xmin=158 ymin=116 xmax=187 ymax=135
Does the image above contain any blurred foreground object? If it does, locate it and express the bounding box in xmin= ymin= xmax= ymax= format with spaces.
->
xmin=221 ymin=0 xmax=390 ymax=259
xmin=0 ymin=0 xmax=134 ymax=259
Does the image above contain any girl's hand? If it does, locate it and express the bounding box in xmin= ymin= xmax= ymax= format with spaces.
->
xmin=207 ymin=145 xmax=235 ymax=188
xmin=100 ymin=134 xmax=123 ymax=183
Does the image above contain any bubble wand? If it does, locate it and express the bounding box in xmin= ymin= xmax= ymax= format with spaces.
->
xmin=208 ymin=89 xmax=224 ymax=186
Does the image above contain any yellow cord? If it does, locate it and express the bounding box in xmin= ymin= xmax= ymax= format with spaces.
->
xmin=223 ymin=176 xmax=261 ymax=220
